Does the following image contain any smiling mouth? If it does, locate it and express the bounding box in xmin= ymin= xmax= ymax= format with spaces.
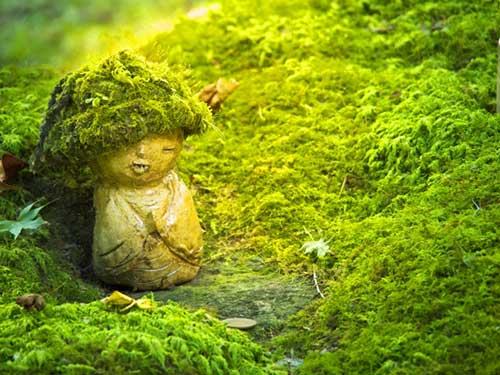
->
xmin=131 ymin=161 xmax=150 ymax=174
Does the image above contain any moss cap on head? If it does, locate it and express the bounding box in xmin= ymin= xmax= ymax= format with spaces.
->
xmin=35 ymin=50 xmax=212 ymax=182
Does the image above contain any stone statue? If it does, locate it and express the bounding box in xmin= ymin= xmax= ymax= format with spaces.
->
xmin=92 ymin=130 xmax=203 ymax=290
xmin=34 ymin=51 xmax=219 ymax=290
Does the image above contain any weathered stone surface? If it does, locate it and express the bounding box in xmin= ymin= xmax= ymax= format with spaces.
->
xmin=92 ymin=132 xmax=203 ymax=290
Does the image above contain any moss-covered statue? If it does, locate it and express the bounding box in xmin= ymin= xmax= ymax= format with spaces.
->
xmin=35 ymin=51 xmax=213 ymax=291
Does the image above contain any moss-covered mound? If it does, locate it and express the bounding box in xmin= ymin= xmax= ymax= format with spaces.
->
xmin=0 ymin=301 xmax=280 ymax=374
xmin=35 ymin=50 xmax=212 ymax=181
xmin=1 ymin=0 xmax=500 ymax=374
xmin=139 ymin=0 xmax=500 ymax=373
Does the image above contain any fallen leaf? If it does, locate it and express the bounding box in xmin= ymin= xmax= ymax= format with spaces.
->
xmin=100 ymin=291 xmax=134 ymax=306
xmin=134 ymin=298 xmax=154 ymax=310
xmin=0 ymin=153 xmax=27 ymax=194
xmin=1 ymin=153 xmax=27 ymax=182
xmin=198 ymin=78 xmax=240 ymax=112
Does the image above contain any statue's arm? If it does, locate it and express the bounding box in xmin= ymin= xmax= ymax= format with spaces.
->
xmin=153 ymin=176 xmax=203 ymax=264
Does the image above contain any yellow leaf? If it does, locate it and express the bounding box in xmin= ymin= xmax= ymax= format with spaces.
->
xmin=101 ymin=291 xmax=155 ymax=311
xmin=135 ymin=298 xmax=154 ymax=310
xmin=101 ymin=291 xmax=135 ymax=306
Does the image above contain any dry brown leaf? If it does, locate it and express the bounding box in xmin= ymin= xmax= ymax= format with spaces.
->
xmin=198 ymin=78 xmax=240 ymax=112
xmin=0 ymin=153 xmax=27 ymax=193
xmin=1 ymin=153 xmax=27 ymax=182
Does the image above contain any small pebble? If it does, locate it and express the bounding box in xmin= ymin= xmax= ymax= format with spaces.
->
xmin=222 ymin=318 xmax=257 ymax=330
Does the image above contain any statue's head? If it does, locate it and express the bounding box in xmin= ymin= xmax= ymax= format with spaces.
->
xmin=34 ymin=50 xmax=212 ymax=186
xmin=93 ymin=130 xmax=183 ymax=186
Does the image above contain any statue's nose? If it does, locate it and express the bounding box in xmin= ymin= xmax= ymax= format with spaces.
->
xmin=136 ymin=145 xmax=145 ymax=158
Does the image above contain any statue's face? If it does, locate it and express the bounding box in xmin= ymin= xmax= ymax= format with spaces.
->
xmin=95 ymin=131 xmax=183 ymax=186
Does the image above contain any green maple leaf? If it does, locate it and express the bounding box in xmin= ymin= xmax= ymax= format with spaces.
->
xmin=0 ymin=201 xmax=46 ymax=239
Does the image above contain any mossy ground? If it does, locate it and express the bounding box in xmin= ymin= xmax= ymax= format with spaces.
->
xmin=133 ymin=257 xmax=315 ymax=343
xmin=1 ymin=0 xmax=500 ymax=374
xmin=0 ymin=301 xmax=279 ymax=375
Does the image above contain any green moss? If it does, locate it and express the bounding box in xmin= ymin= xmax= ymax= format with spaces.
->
xmin=35 ymin=50 xmax=212 ymax=183
xmin=0 ymin=66 xmax=58 ymax=160
xmin=0 ymin=237 xmax=102 ymax=304
xmin=140 ymin=0 xmax=500 ymax=373
xmin=0 ymin=301 xmax=283 ymax=374
xmin=1 ymin=0 xmax=500 ymax=374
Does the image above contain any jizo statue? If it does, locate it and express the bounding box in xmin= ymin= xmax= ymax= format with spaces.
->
xmin=34 ymin=51 xmax=236 ymax=291
xmin=91 ymin=130 xmax=203 ymax=290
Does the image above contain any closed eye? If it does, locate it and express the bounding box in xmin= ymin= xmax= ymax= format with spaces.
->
xmin=163 ymin=147 xmax=176 ymax=152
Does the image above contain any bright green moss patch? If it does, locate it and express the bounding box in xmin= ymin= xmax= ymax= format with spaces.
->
xmin=0 ymin=301 xmax=282 ymax=374
xmin=1 ymin=0 xmax=500 ymax=374
xmin=141 ymin=0 xmax=500 ymax=373
xmin=35 ymin=50 xmax=212 ymax=182
xmin=0 ymin=66 xmax=58 ymax=160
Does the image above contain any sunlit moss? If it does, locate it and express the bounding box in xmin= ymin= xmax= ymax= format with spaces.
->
xmin=0 ymin=0 xmax=499 ymax=374
xmin=142 ymin=0 xmax=500 ymax=373
xmin=0 ymin=66 xmax=57 ymax=160
xmin=0 ymin=301 xmax=282 ymax=374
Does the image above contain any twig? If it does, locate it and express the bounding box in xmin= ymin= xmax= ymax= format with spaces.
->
xmin=287 ymin=349 xmax=294 ymax=375
xmin=472 ymin=199 xmax=481 ymax=210
xmin=339 ymin=175 xmax=348 ymax=196
xmin=313 ymin=269 xmax=325 ymax=299
xmin=472 ymin=199 xmax=481 ymax=216
xmin=369 ymin=25 xmax=396 ymax=34
xmin=303 ymin=226 xmax=314 ymax=240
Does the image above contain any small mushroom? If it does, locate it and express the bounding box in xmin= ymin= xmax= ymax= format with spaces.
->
xmin=16 ymin=294 xmax=46 ymax=311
